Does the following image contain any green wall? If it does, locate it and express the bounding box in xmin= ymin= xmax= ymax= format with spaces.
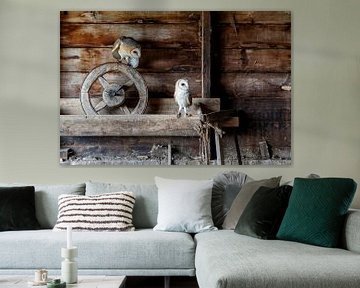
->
xmin=0 ymin=0 xmax=359 ymax=208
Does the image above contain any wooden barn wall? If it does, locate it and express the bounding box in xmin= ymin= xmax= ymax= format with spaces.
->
xmin=60 ymin=11 xmax=202 ymax=99
xmin=211 ymin=11 xmax=291 ymax=164
xmin=60 ymin=11 xmax=291 ymax=165
xmin=60 ymin=11 xmax=203 ymax=164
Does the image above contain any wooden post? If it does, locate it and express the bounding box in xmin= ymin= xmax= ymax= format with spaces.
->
xmin=168 ymin=143 xmax=172 ymax=165
xmin=214 ymin=133 xmax=222 ymax=165
xmin=201 ymin=11 xmax=211 ymax=98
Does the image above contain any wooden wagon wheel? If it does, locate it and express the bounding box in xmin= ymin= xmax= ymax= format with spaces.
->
xmin=80 ymin=62 xmax=148 ymax=115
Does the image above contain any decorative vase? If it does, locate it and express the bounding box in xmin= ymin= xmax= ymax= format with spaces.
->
xmin=61 ymin=247 xmax=78 ymax=284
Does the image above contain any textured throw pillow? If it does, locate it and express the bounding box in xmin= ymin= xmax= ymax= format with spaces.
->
xmin=0 ymin=186 xmax=41 ymax=231
xmin=235 ymin=185 xmax=293 ymax=239
xmin=277 ymin=178 xmax=357 ymax=248
xmin=212 ymin=171 xmax=252 ymax=228
xmin=86 ymin=182 xmax=158 ymax=229
xmin=53 ymin=192 xmax=136 ymax=231
xmin=154 ymin=177 xmax=217 ymax=233
xmin=222 ymin=176 xmax=281 ymax=230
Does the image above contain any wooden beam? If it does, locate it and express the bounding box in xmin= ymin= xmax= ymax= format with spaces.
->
xmin=61 ymin=23 xmax=201 ymax=49
xmin=60 ymin=11 xmax=201 ymax=24
xmin=60 ymin=98 xmax=220 ymax=115
xmin=60 ymin=115 xmax=202 ymax=137
xmin=201 ymin=11 xmax=211 ymax=98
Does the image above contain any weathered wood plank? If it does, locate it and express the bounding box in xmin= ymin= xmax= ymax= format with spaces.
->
xmin=60 ymin=97 xmax=220 ymax=115
xmin=60 ymin=115 xmax=202 ymax=137
xmin=60 ymin=23 xmax=201 ymax=48
xmin=221 ymin=133 xmax=291 ymax=162
xmin=60 ymin=48 xmax=201 ymax=72
xmin=215 ymin=24 xmax=291 ymax=49
xmin=233 ymin=97 xmax=291 ymax=122
xmin=218 ymin=49 xmax=291 ymax=72
xmin=215 ymin=11 xmax=291 ymax=24
xmin=217 ymin=72 xmax=291 ymax=98
xmin=201 ymin=11 xmax=211 ymax=98
xmin=60 ymin=11 xmax=201 ymax=24
xmin=60 ymin=115 xmax=238 ymax=137
xmin=60 ymin=72 xmax=202 ymax=98
xmin=234 ymin=120 xmax=291 ymax=147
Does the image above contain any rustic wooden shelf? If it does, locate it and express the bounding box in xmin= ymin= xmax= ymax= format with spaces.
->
xmin=60 ymin=114 xmax=238 ymax=137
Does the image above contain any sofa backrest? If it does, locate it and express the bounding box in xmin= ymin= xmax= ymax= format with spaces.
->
xmin=86 ymin=181 xmax=158 ymax=229
xmin=0 ymin=183 xmax=86 ymax=229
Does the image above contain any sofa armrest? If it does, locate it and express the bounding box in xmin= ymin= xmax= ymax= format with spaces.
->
xmin=342 ymin=209 xmax=360 ymax=253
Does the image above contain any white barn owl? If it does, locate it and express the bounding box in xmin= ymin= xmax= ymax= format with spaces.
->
xmin=174 ymin=79 xmax=191 ymax=118
xmin=112 ymin=36 xmax=141 ymax=68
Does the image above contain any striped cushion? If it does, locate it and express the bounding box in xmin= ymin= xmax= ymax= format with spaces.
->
xmin=53 ymin=192 xmax=136 ymax=232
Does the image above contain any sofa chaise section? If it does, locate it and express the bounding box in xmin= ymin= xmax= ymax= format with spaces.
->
xmin=195 ymin=211 xmax=360 ymax=288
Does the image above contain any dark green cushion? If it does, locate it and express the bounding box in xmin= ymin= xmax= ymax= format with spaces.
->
xmin=235 ymin=185 xmax=292 ymax=239
xmin=277 ymin=178 xmax=357 ymax=247
xmin=0 ymin=186 xmax=41 ymax=231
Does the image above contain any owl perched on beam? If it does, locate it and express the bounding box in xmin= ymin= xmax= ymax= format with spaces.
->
xmin=174 ymin=79 xmax=191 ymax=118
xmin=112 ymin=36 xmax=141 ymax=68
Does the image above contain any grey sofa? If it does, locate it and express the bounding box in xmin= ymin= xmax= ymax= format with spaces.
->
xmin=0 ymin=181 xmax=359 ymax=288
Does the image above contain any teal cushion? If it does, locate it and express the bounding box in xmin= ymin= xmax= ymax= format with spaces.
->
xmin=277 ymin=178 xmax=357 ymax=247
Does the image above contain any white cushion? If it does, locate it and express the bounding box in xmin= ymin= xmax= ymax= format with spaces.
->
xmin=153 ymin=177 xmax=217 ymax=233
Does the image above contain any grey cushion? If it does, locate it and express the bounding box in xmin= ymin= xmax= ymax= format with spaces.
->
xmin=195 ymin=230 xmax=360 ymax=288
xmin=85 ymin=182 xmax=158 ymax=229
xmin=222 ymin=177 xmax=281 ymax=229
xmin=153 ymin=177 xmax=216 ymax=233
xmin=0 ymin=183 xmax=85 ymax=228
xmin=212 ymin=171 xmax=251 ymax=228
xmin=0 ymin=229 xmax=195 ymax=271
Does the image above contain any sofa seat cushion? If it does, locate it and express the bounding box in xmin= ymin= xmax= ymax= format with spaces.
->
xmin=0 ymin=229 xmax=195 ymax=271
xmin=195 ymin=230 xmax=360 ymax=288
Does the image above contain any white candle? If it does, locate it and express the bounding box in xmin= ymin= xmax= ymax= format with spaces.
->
xmin=67 ymin=225 xmax=72 ymax=249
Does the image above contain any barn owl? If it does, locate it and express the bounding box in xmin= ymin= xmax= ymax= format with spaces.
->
xmin=112 ymin=36 xmax=141 ymax=68
xmin=174 ymin=79 xmax=191 ymax=118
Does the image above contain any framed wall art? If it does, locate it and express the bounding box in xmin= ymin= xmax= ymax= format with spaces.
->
xmin=60 ymin=11 xmax=291 ymax=166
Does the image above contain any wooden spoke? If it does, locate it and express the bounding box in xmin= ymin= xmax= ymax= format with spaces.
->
xmin=94 ymin=100 xmax=107 ymax=112
xmin=98 ymin=76 xmax=110 ymax=89
xmin=121 ymin=105 xmax=131 ymax=115
xmin=123 ymin=80 xmax=134 ymax=87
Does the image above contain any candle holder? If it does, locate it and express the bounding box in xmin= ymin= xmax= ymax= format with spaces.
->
xmin=61 ymin=247 xmax=78 ymax=284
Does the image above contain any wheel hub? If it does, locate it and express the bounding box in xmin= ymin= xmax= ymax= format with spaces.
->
xmin=102 ymin=84 xmax=125 ymax=107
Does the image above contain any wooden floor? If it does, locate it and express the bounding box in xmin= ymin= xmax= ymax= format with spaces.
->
xmin=126 ymin=276 xmax=199 ymax=288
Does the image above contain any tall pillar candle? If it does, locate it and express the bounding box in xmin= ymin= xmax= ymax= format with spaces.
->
xmin=67 ymin=226 xmax=72 ymax=249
